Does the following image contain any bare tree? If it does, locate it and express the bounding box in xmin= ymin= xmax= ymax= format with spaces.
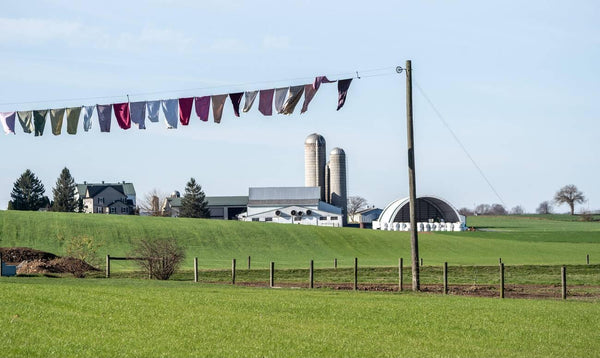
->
xmin=554 ymin=184 xmax=585 ymax=215
xmin=510 ymin=205 xmax=525 ymax=215
xmin=489 ymin=204 xmax=507 ymax=215
xmin=139 ymin=188 xmax=167 ymax=216
xmin=131 ymin=238 xmax=185 ymax=280
xmin=475 ymin=204 xmax=491 ymax=215
xmin=536 ymin=201 xmax=553 ymax=214
xmin=458 ymin=207 xmax=474 ymax=216
xmin=347 ymin=196 xmax=368 ymax=222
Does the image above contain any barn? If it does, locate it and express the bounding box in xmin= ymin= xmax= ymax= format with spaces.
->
xmin=372 ymin=196 xmax=466 ymax=231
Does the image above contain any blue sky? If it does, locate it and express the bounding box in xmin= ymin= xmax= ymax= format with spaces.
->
xmin=0 ymin=0 xmax=598 ymax=214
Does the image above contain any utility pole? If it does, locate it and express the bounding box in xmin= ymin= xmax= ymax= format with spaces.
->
xmin=403 ymin=60 xmax=420 ymax=291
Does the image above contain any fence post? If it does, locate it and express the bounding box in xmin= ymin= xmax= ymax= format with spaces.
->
xmin=248 ymin=255 xmax=251 ymax=270
xmin=500 ymin=263 xmax=505 ymax=299
xmin=420 ymin=258 xmax=423 ymax=267
xmin=106 ymin=255 xmax=110 ymax=278
xmin=232 ymin=258 xmax=236 ymax=285
xmin=0 ymin=256 xmax=3 ymax=277
xmin=499 ymin=257 xmax=502 ymax=264
xmin=399 ymin=258 xmax=403 ymax=292
xmin=587 ymin=254 xmax=590 ymax=265
xmin=443 ymin=262 xmax=448 ymax=295
xmin=194 ymin=257 xmax=198 ymax=283
xmin=270 ymin=261 xmax=274 ymax=288
xmin=334 ymin=258 xmax=337 ymax=269
xmin=309 ymin=260 xmax=314 ymax=289
xmin=353 ymin=257 xmax=358 ymax=291
xmin=561 ymin=266 xmax=567 ymax=300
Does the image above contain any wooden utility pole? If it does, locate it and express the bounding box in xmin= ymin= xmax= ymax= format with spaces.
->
xmin=405 ymin=60 xmax=420 ymax=291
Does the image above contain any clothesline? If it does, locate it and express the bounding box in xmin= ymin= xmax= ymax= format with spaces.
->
xmin=0 ymin=75 xmax=353 ymax=136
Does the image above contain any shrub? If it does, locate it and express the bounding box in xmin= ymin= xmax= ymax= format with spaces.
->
xmin=131 ymin=238 xmax=185 ymax=280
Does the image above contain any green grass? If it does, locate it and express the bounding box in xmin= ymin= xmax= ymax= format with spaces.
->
xmin=1 ymin=277 xmax=598 ymax=357
xmin=1 ymin=211 xmax=599 ymax=270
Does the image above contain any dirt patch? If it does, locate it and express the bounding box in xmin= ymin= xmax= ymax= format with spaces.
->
xmin=222 ymin=281 xmax=600 ymax=300
xmin=1 ymin=247 xmax=99 ymax=276
xmin=0 ymin=247 xmax=58 ymax=264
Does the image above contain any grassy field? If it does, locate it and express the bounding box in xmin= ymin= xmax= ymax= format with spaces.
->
xmin=1 ymin=277 xmax=599 ymax=357
xmin=1 ymin=211 xmax=599 ymax=270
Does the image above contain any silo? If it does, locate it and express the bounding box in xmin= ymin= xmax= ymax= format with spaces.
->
xmin=329 ymin=147 xmax=347 ymax=226
xmin=304 ymin=133 xmax=326 ymax=201
xmin=325 ymin=160 xmax=331 ymax=203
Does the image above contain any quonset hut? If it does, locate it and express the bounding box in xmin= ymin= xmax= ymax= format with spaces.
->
xmin=372 ymin=196 xmax=466 ymax=231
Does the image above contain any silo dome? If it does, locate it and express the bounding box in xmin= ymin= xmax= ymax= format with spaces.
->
xmin=171 ymin=191 xmax=181 ymax=198
xmin=305 ymin=133 xmax=326 ymax=145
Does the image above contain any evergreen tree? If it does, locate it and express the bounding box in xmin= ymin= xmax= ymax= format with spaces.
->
xmin=10 ymin=169 xmax=46 ymax=211
xmin=52 ymin=167 xmax=78 ymax=212
xmin=179 ymin=178 xmax=210 ymax=218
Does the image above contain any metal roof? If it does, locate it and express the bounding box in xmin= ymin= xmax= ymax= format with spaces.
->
xmin=248 ymin=187 xmax=321 ymax=206
xmin=377 ymin=196 xmax=461 ymax=223
xmin=168 ymin=196 xmax=248 ymax=208
xmin=77 ymin=182 xmax=136 ymax=198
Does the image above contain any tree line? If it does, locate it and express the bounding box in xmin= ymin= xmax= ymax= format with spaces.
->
xmin=7 ymin=168 xmax=211 ymax=219
xmin=458 ymin=184 xmax=587 ymax=216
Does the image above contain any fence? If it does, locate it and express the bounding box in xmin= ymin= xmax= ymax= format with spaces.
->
xmin=103 ymin=254 xmax=599 ymax=300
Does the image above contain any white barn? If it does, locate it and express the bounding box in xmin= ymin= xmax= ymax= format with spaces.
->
xmin=239 ymin=187 xmax=343 ymax=227
xmin=372 ymin=196 xmax=466 ymax=231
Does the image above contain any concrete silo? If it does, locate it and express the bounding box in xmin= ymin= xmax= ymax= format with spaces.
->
xmin=329 ymin=147 xmax=347 ymax=225
xmin=304 ymin=133 xmax=327 ymax=201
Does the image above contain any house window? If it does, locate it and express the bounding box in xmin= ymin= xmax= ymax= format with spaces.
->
xmin=265 ymin=217 xmax=273 ymax=222
xmin=330 ymin=216 xmax=338 ymax=220
xmin=97 ymin=207 xmax=103 ymax=213
xmin=110 ymin=207 xmax=116 ymax=214
xmin=252 ymin=218 xmax=259 ymax=222
xmin=98 ymin=197 xmax=104 ymax=204
xmin=121 ymin=207 xmax=127 ymax=213
xmin=319 ymin=216 xmax=327 ymax=221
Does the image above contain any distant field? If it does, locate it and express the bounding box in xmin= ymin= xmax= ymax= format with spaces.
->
xmin=0 ymin=277 xmax=598 ymax=357
xmin=0 ymin=211 xmax=599 ymax=269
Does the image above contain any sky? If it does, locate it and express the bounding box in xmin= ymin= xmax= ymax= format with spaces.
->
xmin=0 ymin=0 xmax=598 ymax=214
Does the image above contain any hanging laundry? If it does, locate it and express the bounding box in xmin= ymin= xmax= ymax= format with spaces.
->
xmin=83 ymin=105 xmax=94 ymax=132
xmin=146 ymin=100 xmax=161 ymax=123
xmin=113 ymin=102 xmax=131 ymax=130
xmin=337 ymin=78 xmax=353 ymax=111
xmin=50 ymin=108 xmax=65 ymax=135
xmin=258 ymin=89 xmax=274 ymax=116
xmin=194 ymin=96 xmax=210 ymax=122
xmin=96 ymin=104 xmax=112 ymax=132
xmin=211 ymin=94 xmax=227 ymax=123
xmin=281 ymin=85 xmax=305 ymax=115
xmin=178 ymin=97 xmax=194 ymax=126
xmin=17 ymin=111 xmax=33 ymax=134
xmin=0 ymin=112 xmax=16 ymax=135
xmin=274 ymin=87 xmax=289 ymax=114
xmin=129 ymin=101 xmax=146 ymax=129
xmin=229 ymin=92 xmax=243 ymax=117
xmin=33 ymin=110 xmax=48 ymax=137
xmin=243 ymin=91 xmax=258 ymax=113
xmin=161 ymin=99 xmax=178 ymax=129
xmin=301 ymin=76 xmax=336 ymax=113
xmin=66 ymin=107 xmax=82 ymax=135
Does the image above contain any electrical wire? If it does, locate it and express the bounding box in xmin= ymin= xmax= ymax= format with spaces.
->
xmin=414 ymin=80 xmax=507 ymax=207
xmin=0 ymin=66 xmax=396 ymax=107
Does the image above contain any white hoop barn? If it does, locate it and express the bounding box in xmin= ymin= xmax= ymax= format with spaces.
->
xmin=372 ymin=196 xmax=466 ymax=231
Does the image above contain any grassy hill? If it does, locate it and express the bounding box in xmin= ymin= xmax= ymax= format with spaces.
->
xmin=0 ymin=211 xmax=599 ymax=269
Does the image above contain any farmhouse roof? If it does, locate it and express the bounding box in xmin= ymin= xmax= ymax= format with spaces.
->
xmin=77 ymin=182 xmax=136 ymax=198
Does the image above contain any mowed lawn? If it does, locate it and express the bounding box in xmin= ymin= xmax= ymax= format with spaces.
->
xmin=1 ymin=277 xmax=598 ymax=358
xmin=1 ymin=211 xmax=599 ymax=270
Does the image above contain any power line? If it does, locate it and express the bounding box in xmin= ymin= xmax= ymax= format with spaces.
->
xmin=414 ymin=80 xmax=507 ymax=207
xmin=0 ymin=66 xmax=396 ymax=107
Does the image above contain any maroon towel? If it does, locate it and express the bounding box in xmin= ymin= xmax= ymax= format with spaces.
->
xmin=179 ymin=97 xmax=194 ymax=125
xmin=113 ymin=102 xmax=131 ymax=130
